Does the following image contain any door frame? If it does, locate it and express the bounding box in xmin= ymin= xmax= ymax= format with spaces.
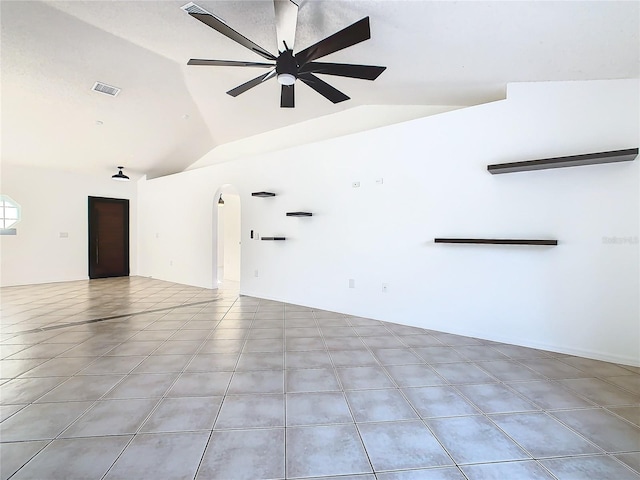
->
xmin=88 ymin=196 xmax=130 ymax=279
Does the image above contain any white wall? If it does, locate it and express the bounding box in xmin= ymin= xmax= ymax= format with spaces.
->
xmin=0 ymin=164 xmax=137 ymax=286
xmin=137 ymin=79 xmax=639 ymax=365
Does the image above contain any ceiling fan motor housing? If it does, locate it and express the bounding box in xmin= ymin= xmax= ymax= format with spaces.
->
xmin=276 ymin=50 xmax=298 ymax=80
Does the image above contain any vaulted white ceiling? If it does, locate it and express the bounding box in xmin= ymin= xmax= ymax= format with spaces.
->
xmin=1 ymin=1 xmax=638 ymax=179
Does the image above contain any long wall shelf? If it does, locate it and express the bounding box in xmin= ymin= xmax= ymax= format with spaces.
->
xmin=487 ymin=148 xmax=638 ymax=174
xmin=261 ymin=237 xmax=286 ymax=241
xmin=434 ymin=238 xmax=557 ymax=246
xmin=252 ymin=192 xmax=276 ymax=197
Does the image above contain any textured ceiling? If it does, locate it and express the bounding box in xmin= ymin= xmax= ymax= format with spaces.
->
xmin=1 ymin=1 xmax=638 ymax=179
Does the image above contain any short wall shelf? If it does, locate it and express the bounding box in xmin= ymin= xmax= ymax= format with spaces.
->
xmin=487 ymin=148 xmax=638 ymax=174
xmin=252 ymin=192 xmax=276 ymax=197
xmin=286 ymin=212 xmax=312 ymax=217
xmin=434 ymin=238 xmax=557 ymax=246
xmin=261 ymin=237 xmax=286 ymax=241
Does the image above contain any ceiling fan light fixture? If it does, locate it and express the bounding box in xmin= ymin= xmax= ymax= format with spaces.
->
xmin=112 ymin=166 xmax=130 ymax=182
xmin=277 ymin=73 xmax=296 ymax=86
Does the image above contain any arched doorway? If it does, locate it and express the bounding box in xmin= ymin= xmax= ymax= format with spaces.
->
xmin=214 ymin=185 xmax=241 ymax=291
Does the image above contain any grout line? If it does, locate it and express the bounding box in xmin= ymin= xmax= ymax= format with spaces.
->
xmin=9 ymin=300 xmax=224 ymax=335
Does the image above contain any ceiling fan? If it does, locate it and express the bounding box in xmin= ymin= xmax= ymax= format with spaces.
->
xmin=181 ymin=1 xmax=386 ymax=108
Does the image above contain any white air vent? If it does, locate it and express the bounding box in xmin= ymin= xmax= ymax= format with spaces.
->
xmin=92 ymin=82 xmax=121 ymax=97
xmin=181 ymin=2 xmax=211 ymax=15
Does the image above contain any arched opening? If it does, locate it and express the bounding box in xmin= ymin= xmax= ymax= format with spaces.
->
xmin=214 ymin=185 xmax=241 ymax=293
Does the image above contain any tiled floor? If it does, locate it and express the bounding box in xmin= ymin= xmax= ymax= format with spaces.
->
xmin=1 ymin=277 xmax=639 ymax=480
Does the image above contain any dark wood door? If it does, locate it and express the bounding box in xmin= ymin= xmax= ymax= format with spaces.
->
xmin=88 ymin=197 xmax=129 ymax=279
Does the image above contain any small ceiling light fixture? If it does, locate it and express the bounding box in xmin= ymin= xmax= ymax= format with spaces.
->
xmin=277 ymin=73 xmax=296 ymax=86
xmin=112 ymin=166 xmax=130 ymax=182
xmin=218 ymin=194 xmax=225 ymax=206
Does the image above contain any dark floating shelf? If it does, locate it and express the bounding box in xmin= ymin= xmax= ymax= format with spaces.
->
xmin=252 ymin=192 xmax=276 ymax=197
xmin=435 ymin=238 xmax=557 ymax=246
xmin=286 ymin=212 xmax=312 ymax=217
xmin=488 ymin=148 xmax=638 ymax=174
xmin=261 ymin=237 xmax=286 ymax=241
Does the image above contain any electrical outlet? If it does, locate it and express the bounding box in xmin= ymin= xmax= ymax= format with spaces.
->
xmin=170 ymin=260 xmax=173 ymax=266
xmin=254 ymin=269 xmax=259 ymax=277
xmin=382 ymin=283 xmax=388 ymax=293
xmin=349 ymin=279 xmax=355 ymax=288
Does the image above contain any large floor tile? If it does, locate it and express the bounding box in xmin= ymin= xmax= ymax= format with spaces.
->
xmin=490 ymin=412 xmax=601 ymax=457
xmin=36 ymin=374 xmax=125 ymax=402
xmin=506 ymin=380 xmax=595 ymax=409
xmin=79 ymin=355 xmax=146 ymax=375
xmin=104 ymin=373 xmax=177 ymax=399
xmin=384 ymin=364 xmax=445 ymax=387
xmin=560 ymin=356 xmax=637 ymax=378
xmin=0 ymin=401 xmax=93 ymax=441
xmin=346 ymin=388 xmax=418 ymax=422
xmin=615 ymin=453 xmax=640 ymax=474
xmin=560 ymin=377 xmax=640 ymax=406
xmin=336 ymin=366 xmax=395 ymax=390
xmin=551 ymin=408 xmax=640 ymax=452
xmin=197 ymin=428 xmax=285 ymax=480
xmin=524 ymin=358 xmax=594 ymax=379
xmin=236 ymin=352 xmax=284 ymax=371
xmin=105 ymin=432 xmax=209 ymax=480
xmin=140 ymin=396 xmax=222 ymax=432
xmin=431 ymin=363 xmax=497 ymax=384
xmin=402 ymin=386 xmax=479 ymax=418
xmin=167 ymin=371 xmax=232 ymax=396
xmin=475 ymin=360 xmax=544 ymax=381
xmin=287 ymin=424 xmax=372 ymax=478
xmin=329 ymin=349 xmax=378 ymax=367
xmin=426 ymin=415 xmax=530 ymax=464
xmin=60 ymin=398 xmax=159 ymax=437
xmin=227 ymin=370 xmax=283 ymax=394
xmin=215 ymin=393 xmax=284 ymax=428
xmin=609 ymin=406 xmax=640 ymax=427
xmin=457 ymin=384 xmax=539 ymax=413
xmin=0 ymin=441 xmax=48 ymax=480
xmin=412 ymin=347 xmax=466 ymax=364
xmin=285 ymin=350 xmax=333 ymax=369
xmin=286 ymin=367 xmax=340 ymax=393
xmin=286 ymin=391 xmax=353 ymax=426
xmin=541 ymin=455 xmax=640 ymax=479
xmin=460 ymin=460 xmax=555 ymax=479
xmin=376 ymin=468 xmax=465 ymax=480
xmin=185 ymin=353 xmax=239 ymax=372
xmin=0 ymin=377 xmax=65 ymax=405
xmin=358 ymin=420 xmax=453 ymax=471
xmin=129 ymin=354 xmax=191 ymax=373
xmin=11 ymin=435 xmax=130 ymax=480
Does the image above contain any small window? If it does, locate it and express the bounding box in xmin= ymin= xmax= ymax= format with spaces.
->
xmin=1 ymin=195 xmax=20 ymax=235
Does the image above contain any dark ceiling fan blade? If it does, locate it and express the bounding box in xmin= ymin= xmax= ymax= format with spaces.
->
xmin=298 ymin=72 xmax=350 ymax=104
xmin=188 ymin=59 xmax=275 ymax=67
xmin=295 ymin=17 xmax=371 ymax=67
xmin=189 ymin=12 xmax=277 ymax=61
xmin=299 ymin=62 xmax=386 ymax=80
xmin=280 ymin=84 xmax=295 ymax=108
xmin=274 ymin=0 xmax=298 ymax=52
xmin=227 ymin=69 xmax=277 ymax=97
